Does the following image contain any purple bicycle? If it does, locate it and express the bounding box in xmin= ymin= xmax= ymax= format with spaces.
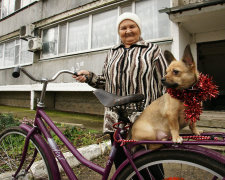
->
xmin=0 ymin=66 xmax=225 ymax=180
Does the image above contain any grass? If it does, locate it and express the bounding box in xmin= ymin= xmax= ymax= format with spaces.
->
xmin=0 ymin=114 xmax=110 ymax=174
xmin=0 ymin=113 xmax=20 ymax=131
xmin=0 ymin=105 xmax=108 ymax=154
xmin=0 ymin=110 xmax=109 ymax=155
xmin=53 ymin=125 xmax=109 ymax=149
xmin=0 ymin=105 xmax=104 ymax=131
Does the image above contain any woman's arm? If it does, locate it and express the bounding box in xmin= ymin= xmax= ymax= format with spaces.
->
xmin=85 ymin=72 xmax=105 ymax=89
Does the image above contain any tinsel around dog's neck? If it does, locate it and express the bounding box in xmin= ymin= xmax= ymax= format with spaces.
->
xmin=167 ymin=73 xmax=219 ymax=123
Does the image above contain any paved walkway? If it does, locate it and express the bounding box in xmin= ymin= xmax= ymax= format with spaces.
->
xmin=199 ymin=110 xmax=225 ymax=132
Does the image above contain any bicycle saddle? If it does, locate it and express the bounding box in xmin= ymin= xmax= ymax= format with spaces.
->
xmin=93 ymin=89 xmax=144 ymax=107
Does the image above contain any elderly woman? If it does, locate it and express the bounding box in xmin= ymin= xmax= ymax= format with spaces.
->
xmin=74 ymin=12 xmax=167 ymax=176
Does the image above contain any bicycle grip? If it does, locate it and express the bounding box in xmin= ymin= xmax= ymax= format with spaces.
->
xmin=12 ymin=66 xmax=21 ymax=78
xmin=73 ymin=72 xmax=78 ymax=76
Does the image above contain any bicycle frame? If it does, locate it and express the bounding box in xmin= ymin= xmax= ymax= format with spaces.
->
xmin=16 ymin=106 xmax=225 ymax=180
xmin=16 ymin=106 xmax=145 ymax=180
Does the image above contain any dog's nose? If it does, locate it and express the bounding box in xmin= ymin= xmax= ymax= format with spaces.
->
xmin=161 ymin=77 xmax=166 ymax=83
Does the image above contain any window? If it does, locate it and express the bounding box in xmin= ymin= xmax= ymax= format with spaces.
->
xmin=68 ymin=17 xmax=89 ymax=53
xmin=0 ymin=44 xmax=3 ymax=67
xmin=20 ymin=40 xmax=33 ymax=65
xmin=136 ymin=0 xmax=170 ymax=40
xmin=21 ymin=0 xmax=35 ymax=8
xmin=41 ymin=0 xmax=171 ymax=58
xmin=15 ymin=0 xmax=21 ymax=11
xmin=120 ymin=4 xmax=132 ymax=14
xmin=15 ymin=39 xmax=20 ymax=65
xmin=92 ymin=9 xmax=117 ymax=49
xmin=1 ymin=0 xmax=8 ymax=18
xmin=0 ymin=39 xmax=33 ymax=69
xmin=58 ymin=23 xmax=67 ymax=54
xmin=8 ymin=0 xmax=16 ymax=15
xmin=0 ymin=1 xmax=1 ymax=18
xmin=4 ymin=40 xmax=15 ymax=67
xmin=0 ymin=0 xmax=35 ymax=19
xmin=42 ymin=27 xmax=58 ymax=58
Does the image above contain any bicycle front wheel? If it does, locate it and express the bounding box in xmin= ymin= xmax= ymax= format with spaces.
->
xmin=117 ymin=149 xmax=225 ymax=180
xmin=0 ymin=127 xmax=53 ymax=180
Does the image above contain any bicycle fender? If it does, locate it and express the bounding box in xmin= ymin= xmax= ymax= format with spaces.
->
xmin=20 ymin=124 xmax=61 ymax=180
xmin=111 ymin=149 xmax=152 ymax=180
xmin=111 ymin=145 xmax=225 ymax=180
xmin=163 ymin=145 xmax=225 ymax=165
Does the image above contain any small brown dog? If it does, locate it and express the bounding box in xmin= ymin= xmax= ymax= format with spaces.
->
xmin=131 ymin=45 xmax=201 ymax=149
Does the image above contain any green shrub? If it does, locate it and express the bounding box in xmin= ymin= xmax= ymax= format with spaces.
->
xmin=63 ymin=126 xmax=102 ymax=147
xmin=0 ymin=113 xmax=19 ymax=131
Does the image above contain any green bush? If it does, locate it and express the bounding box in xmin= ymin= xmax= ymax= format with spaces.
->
xmin=63 ymin=126 xmax=102 ymax=147
xmin=0 ymin=113 xmax=19 ymax=131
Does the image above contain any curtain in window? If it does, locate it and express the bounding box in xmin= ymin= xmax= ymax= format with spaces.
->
xmin=1 ymin=0 xmax=8 ymax=18
xmin=0 ymin=0 xmax=34 ymax=18
xmin=121 ymin=4 xmax=132 ymax=14
xmin=21 ymin=0 xmax=35 ymax=8
xmin=135 ymin=0 xmax=170 ymax=40
xmin=14 ymin=39 xmax=20 ymax=65
xmin=92 ymin=9 xmax=117 ymax=49
xmin=20 ymin=40 xmax=33 ymax=65
xmin=0 ymin=44 xmax=3 ymax=68
xmin=8 ymin=0 xmax=15 ymax=15
xmin=4 ymin=40 xmax=15 ymax=67
xmin=42 ymin=27 xmax=58 ymax=58
xmin=68 ymin=17 xmax=88 ymax=53
xmin=58 ymin=23 xmax=67 ymax=54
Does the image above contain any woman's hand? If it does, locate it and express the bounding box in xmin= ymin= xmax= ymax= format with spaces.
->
xmin=72 ymin=70 xmax=90 ymax=83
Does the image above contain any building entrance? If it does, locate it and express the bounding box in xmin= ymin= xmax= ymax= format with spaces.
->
xmin=197 ymin=40 xmax=225 ymax=110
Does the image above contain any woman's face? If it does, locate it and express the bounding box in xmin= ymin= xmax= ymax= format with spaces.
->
xmin=119 ymin=19 xmax=141 ymax=48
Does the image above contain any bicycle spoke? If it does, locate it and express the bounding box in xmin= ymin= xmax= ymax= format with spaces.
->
xmin=0 ymin=128 xmax=52 ymax=179
xmin=118 ymin=150 xmax=225 ymax=180
xmin=1 ymin=139 xmax=15 ymax=170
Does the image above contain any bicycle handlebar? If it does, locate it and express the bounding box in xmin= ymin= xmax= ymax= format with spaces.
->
xmin=12 ymin=66 xmax=21 ymax=78
xmin=12 ymin=66 xmax=76 ymax=83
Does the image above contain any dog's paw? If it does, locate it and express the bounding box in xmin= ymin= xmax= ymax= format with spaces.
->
xmin=172 ymin=136 xmax=183 ymax=143
xmin=193 ymin=129 xmax=203 ymax=135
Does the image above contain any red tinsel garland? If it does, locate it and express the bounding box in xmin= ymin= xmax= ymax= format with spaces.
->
xmin=167 ymin=73 xmax=219 ymax=123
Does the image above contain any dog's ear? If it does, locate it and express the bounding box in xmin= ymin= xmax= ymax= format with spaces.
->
xmin=182 ymin=45 xmax=195 ymax=67
xmin=164 ymin=50 xmax=176 ymax=65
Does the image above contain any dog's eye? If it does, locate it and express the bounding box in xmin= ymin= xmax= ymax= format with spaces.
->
xmin=173 ymin=70 xmax=179 ymax=75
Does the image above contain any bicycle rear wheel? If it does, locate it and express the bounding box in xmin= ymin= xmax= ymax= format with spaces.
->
xmin=0 ymin=127 xmax=53 ymax=180
xmin=117 ymin=149 xmax=225 ymax=180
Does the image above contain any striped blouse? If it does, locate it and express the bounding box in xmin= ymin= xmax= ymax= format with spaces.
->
xmin=88 ymin=40 xmax=168 ymax=133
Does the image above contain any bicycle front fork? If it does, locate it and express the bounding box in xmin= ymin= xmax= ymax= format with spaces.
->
xmin=12 ymin=127 xmax=37 ymax=179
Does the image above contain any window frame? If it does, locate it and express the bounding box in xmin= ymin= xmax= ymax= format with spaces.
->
xmin=0 ymin=0 xmax=37 ymax=19
xmin=40 ymin=0 xmax=172 ymax=60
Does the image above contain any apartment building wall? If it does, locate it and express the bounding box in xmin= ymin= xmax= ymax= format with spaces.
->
xmin=0 ymin=0 xmax=172 ymax=114
xmin=2 ymin=0 xmax=223 ymax=113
